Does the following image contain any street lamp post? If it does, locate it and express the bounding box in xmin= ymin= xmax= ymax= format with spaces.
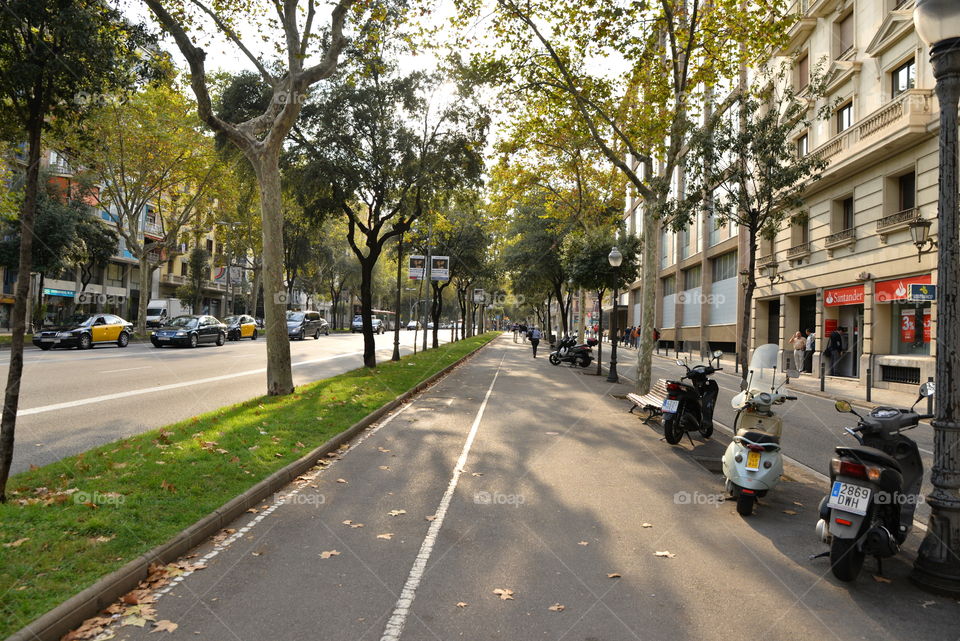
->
xmin=606 ymin=246 xmax=623 ymax=384
xmin=911 ymin=0 xmax=960 ymax=596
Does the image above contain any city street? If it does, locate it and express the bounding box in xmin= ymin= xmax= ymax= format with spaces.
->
xmin=3 ymin=330 xmax=452 ymax=475
xmin=88 ymin=335 xmax=958 ymax=641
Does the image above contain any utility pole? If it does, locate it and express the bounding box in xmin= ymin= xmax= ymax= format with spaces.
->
xmin=392 ymin=233 xmax=403 ymax=362
xmin=422 ymin=221 xmax=432 ymax=352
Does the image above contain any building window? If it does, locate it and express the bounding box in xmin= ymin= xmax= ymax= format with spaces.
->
xmin=837 ymin=101 xmax=853 ymax=133
xmin=683 ymin=265 xmax=701 ymax=291
xmin=892 ymin=302 xmax=930 ymax=356
xmin=892 ymin=59 xmax=916 ymax=97
xmin=797 ymin=133 xmax=809 ymax=157
xmin=835 ymin=12 xmax=854 ymax=58
xmin=796 ymin=52 xmax=809 ymax=91
xmin=834 ymin=196 xmax=855 ymax=231
xmin=899 ymin=171 xmax=916 ymax=212
xmin=106 ymin=263 xmax=124 ymax=287
xmin=711 ymin=252 xmax=738 ymax=282
xmin=662 ymin=275 xmax=675 ymax=297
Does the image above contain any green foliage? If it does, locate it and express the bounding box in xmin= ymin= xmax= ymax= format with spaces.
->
xmin=563 ymin=225 xmax=641 ymax=295
xmin=176 ymin=246 xmax=211 ymax=313
xmin=70 ymin=216 xmax=120 ymax=291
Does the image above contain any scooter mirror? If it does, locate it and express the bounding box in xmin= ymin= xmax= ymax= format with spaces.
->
xmin=676 ymin=359 xmax=685 ymax=367
xmin=919 ymin=381 xmax=935 ymax=398
xmin=713 ymin=350 xmax=723 ymax=358
xmin=835 ymin=400 xmax=852 ymax=413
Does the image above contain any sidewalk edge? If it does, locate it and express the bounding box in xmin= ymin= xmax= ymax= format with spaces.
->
xmin=5 ymin=335 xmax=499 ymax=641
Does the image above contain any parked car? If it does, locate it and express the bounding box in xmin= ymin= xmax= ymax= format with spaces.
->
xmin=406 ymin=320 xmax=421 ymax=330
xmin=352 ymin=315 xmax=385 ymax=334
xmin=224 ymin=314 xmax=258 ymax=341
xmin=151 ymin=315 xmax=226 ymax=348
xmin=33 ymin=313 xmax=133 ymax=350
xmin=287 ymin=310 xmax=329 ymax=340
xmin=145 ymin=298 xmax=188 ymax=328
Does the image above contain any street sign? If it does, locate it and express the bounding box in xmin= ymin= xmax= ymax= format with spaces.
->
xmin=431 ymin=256 xmax=450 ymax=281
xmin=408 ymin=255 xmax=425 ymax=280
xmin=908 ymin=283 xmax=936 ymax=302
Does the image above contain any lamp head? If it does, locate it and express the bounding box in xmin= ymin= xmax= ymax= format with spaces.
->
xmin=608 ymin=246 xmax=623 ymax=267
xmin=915 ymin=0 xmax=960 ymax=51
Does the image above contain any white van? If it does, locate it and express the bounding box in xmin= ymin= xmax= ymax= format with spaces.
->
xmin=145 ymin=299 xmax=188 ymax=328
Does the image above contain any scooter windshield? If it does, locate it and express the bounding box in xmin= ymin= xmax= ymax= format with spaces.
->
xmin=746 ymin=343 xmax=783 ymax=394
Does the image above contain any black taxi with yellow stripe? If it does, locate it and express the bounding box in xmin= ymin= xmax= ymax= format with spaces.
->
xmin=32 ymin=314 xmax=133 ymax=350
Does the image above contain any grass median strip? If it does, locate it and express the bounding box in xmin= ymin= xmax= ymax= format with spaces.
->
xmin=0 ymin=332 xmax=498 ymax=637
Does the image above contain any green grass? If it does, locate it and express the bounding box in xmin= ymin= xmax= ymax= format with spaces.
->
xmin=0 ymin=332 xmax=498 ymax=637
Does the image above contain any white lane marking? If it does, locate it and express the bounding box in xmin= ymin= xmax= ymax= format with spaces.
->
xmin=17 ymin=351 xmax=363 ymax=417
xmin=99 ymin=366 xmax=150 ymax=374
xmin=380 ymin=354 xmax=504 ymax=641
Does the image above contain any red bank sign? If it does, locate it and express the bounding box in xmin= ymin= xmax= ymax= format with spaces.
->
xmin=824 ymin=285 xmax=864 ymax=307
xmin=876 ymin=274 xmax=932 ymax=303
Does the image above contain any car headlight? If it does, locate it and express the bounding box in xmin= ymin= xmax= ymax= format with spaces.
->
xmin=176 ymin=331 xmax=186 ymax=336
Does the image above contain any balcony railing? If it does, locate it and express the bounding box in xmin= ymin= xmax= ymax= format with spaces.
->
xmin=877 ymin=207 xmax=921 ymax=242
xmin=808 ymin=89 xmax=934 ymax=174
xmin=786 ymin=242 xmax=812 ymax=260
xmin=143 ymin=221 xmax=164 ymax=238
xmin=826 ymin=228 xmax=855 ymax=245
xmin=161 ymin=273 xmax=185 ymax=285
xmin=758 ymin=254 xmax=778 ymax=268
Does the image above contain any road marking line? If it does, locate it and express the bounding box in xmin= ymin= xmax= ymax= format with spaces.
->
xmin=17 ymin=351 xmax=363 ymax=417
xmin=99 ymin=366 xmax=150 ymax=374
xmin=380 ymin=353 xmax=504 ymax=641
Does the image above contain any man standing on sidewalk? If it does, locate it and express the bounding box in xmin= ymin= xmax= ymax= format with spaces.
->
xmin=804 ymin=328 xmax=815 ymax=373
xmin=530 ymin=326 xmax=542 ymax=357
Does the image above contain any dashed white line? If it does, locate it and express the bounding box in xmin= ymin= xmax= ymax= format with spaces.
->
xmin=99 ymin=366 xmax=150 ymax=374
xmin=379 ymin=354 xmax=504 ymax=641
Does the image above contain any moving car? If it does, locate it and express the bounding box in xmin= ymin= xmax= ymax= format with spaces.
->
xmin=151 ymin=315 xmax=226 ymax=348
xmin=287 ymin=310 xmax=329 ymax=340
xmin=406 ymin=320 xmax=421 ymax=330
xmin=33 ymin=314 xmax=133 ymax=350
xmin=352 ymin=315 xmax=385 ymax=334
xmin=224 ymin=314 xmax=258 ymax=341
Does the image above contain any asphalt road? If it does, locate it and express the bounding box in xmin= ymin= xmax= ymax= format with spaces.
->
xmin=3 ymin=329 xmax=454 ymax=475
xmin=86 ymin=334 xmax=958 ymax=641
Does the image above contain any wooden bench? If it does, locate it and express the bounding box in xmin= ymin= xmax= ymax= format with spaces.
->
xmin=626 ymin=378 xmax=671 ymax=425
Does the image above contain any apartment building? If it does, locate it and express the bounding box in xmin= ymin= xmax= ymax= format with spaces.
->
xmin=753 ymin=0 xmax=937 ymax=391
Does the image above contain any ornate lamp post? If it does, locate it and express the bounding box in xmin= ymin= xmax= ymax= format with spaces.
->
xmin=606 ymin=246 xmax=623 ymax=383
xmin=912 ymin=0 xmax=960 ymax=595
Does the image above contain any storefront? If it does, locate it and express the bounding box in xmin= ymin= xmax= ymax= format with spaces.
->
xmin=823 ymin=284 xmax=864 ymax=378
xmin=41 ymin=288 xmax=76 ymax=326
xmin=874 ymin=273 xmax=933 ymax=387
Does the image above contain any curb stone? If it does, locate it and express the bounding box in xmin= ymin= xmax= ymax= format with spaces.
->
xmin=5 ymin=334 xmax=499 ymax=641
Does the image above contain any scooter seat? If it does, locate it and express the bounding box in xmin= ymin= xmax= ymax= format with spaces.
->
xmin=834 ymin=445 xmax=901 ymax=473
xmin=738 ymin=430 xmax=780 ymax=445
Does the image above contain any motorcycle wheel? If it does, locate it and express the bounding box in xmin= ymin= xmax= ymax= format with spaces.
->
xmin=549 ymin=353 xmax=560 ymax=366
xmin=736 ymin=491 xmax=755 ymax=516
xmin=578 ymin=354 xmax=591 ymax=368
xmin=699 ymin=420 xmax=714 ymax=439
xmin=663 ymin=413 xmax=683 ymax=445
xmin=829 ymin=537 xmax=865 ymax=582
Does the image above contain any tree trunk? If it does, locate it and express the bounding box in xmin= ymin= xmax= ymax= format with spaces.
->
xmin=0 ymin=113 xmax=42 ymax=501
xmin=248 ymin=263 xmax=262 ymax=317
xmin=636 ymin=206 xmax=659 ymax=394
xmin=577 ymin=288 xmax=585 ymax=342
xmin=252 ymin=154 xmax=293 ymax=394
xmin=359 ymin=257 xmax=377 ymax=367
xmin=136 ymin=255 xmax=153 ymax=335
xmin=595 ymin=290 xmax=604 ymax=377
xmin=739 ymin=229 xmax=758 ymax=382
xmin=392 ymin=233 xmax=402 ymax=361
xmin=430 ymin=282 xmax=443 ymax=349
xmin=545 ymin=292 xmax=553 ymax=344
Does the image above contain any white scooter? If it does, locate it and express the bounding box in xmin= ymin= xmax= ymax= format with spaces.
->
xmin=721 ymin=344 xmax=798 ymax=516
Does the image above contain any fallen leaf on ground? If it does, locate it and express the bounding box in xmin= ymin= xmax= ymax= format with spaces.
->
xmin=246 ymin=508 xmax=258 ymax=514
xmin=3 ymin=538 xmax=29 ymax=548
xmin=378 ymin=447 xmax=391 ymax=453
xmin=319 ymin=550 xmax=340 ymax=559
xmin=578 ymin=541 xmax=589 ymax=546
xmin=545 ymin=431 xmax=559 ymax=435
xmin=336 ymin=478 xmax=348 ymax=484
xmin=160 ymin=480 xmax=176 ymax=493
xmin=149 ymin=620 xmax=178 ymax=634
xmin=607 ymin=573 xmax=622 ymax=578
xmin=921 ymin=600 xmax=937 ymax=608
xmin=377 ymin=533 xmax=394 ymax=540
xmin=641 ymin=523 xmax=653 ymax=528
xmin=793 ymin=501 xmax=804 ymax=507
xmin=782 ymin=510 xmax=798 ymax=516
xmin=873 ymin=575 xmax=893 ymax=584
xmin=379 ymin=466 xmax=391 ymax=471
xmin=456 ymin=602 xmax=468 ymax=608
xmin=654 ymin=551 xmax=676 ymax=558
xmin=492 ymin=588 xmax=515 ymax=600
xmin=425 ymin=515 xmax=436 ymax=521
xmin=548 ymin=603 xmax=565 ymax=612
xmin=471 ymin=472 xmax=483 ymax=477
xmin=121 ymin=615 xmax=148 ymax=628
xmin=388 ymin=509 xmax=406 ymax=517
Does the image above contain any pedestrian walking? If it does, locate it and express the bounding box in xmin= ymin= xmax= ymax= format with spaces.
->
xmin=512 ymin=323 xmax=519 ymax=343
xmin=630 ymin=325 xmax=639 ymax=349
xmin=804 ymin=328 xmax=815 ymax=373
xmin=790 ymin=331 xmax=806 ymax=374
xmin=825 ymin=326 xmax=844 ymax=376
xmin=519 ymin=323 xmax=527 ymax=342
xmin=530 ymin=326 xmax=542 ymax=357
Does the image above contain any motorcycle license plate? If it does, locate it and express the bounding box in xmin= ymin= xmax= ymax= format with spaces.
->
xmin=661 ymin=399 xmax=679 ymax=414
xmin=827 ymin=481 xmax=871 ymax=516
xmin=745 ymin=451 xmax=761 ymax=471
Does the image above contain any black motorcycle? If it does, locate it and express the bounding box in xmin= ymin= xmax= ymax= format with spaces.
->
xmin=548 ymin=336 xmax=596 ymax=368
xmin=662 ymin=350 xmax=723 ymax=444
xmin=814 ymin=382 xmax=934 ymax=582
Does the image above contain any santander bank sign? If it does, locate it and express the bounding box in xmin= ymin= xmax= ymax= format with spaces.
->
xmin=824 ymin=285 xmax=865 ymax=307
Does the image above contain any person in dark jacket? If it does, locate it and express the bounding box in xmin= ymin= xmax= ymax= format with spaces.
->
xmin=825 ymin=326 xmax=845 ymax=375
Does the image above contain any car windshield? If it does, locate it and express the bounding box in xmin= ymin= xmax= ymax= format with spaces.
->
xmin=66 ymin=314 xmax=94 ymax=327
xmin=353 ymin=315 xmax=362 ymax=322
xmin=168 ymin=316 xmax=198 ymax=329
xmin=224 ymin=316 xmax=239 ymax=324
xmin=287 ymin=312 xmax=304 ymax=322
xmin=146 ymin=308 xmax=163 ymax=316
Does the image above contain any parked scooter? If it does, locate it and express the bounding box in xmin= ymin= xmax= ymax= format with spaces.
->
xmin=814 ymin=382 xmax=934 ymax=582
xmin=662 ymin=350 xmax=725 ymax=444
xmin=721 ymin=344 xmax=798 ymax=516
xmin=548 ymin=335 xmax=597 ymax=368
